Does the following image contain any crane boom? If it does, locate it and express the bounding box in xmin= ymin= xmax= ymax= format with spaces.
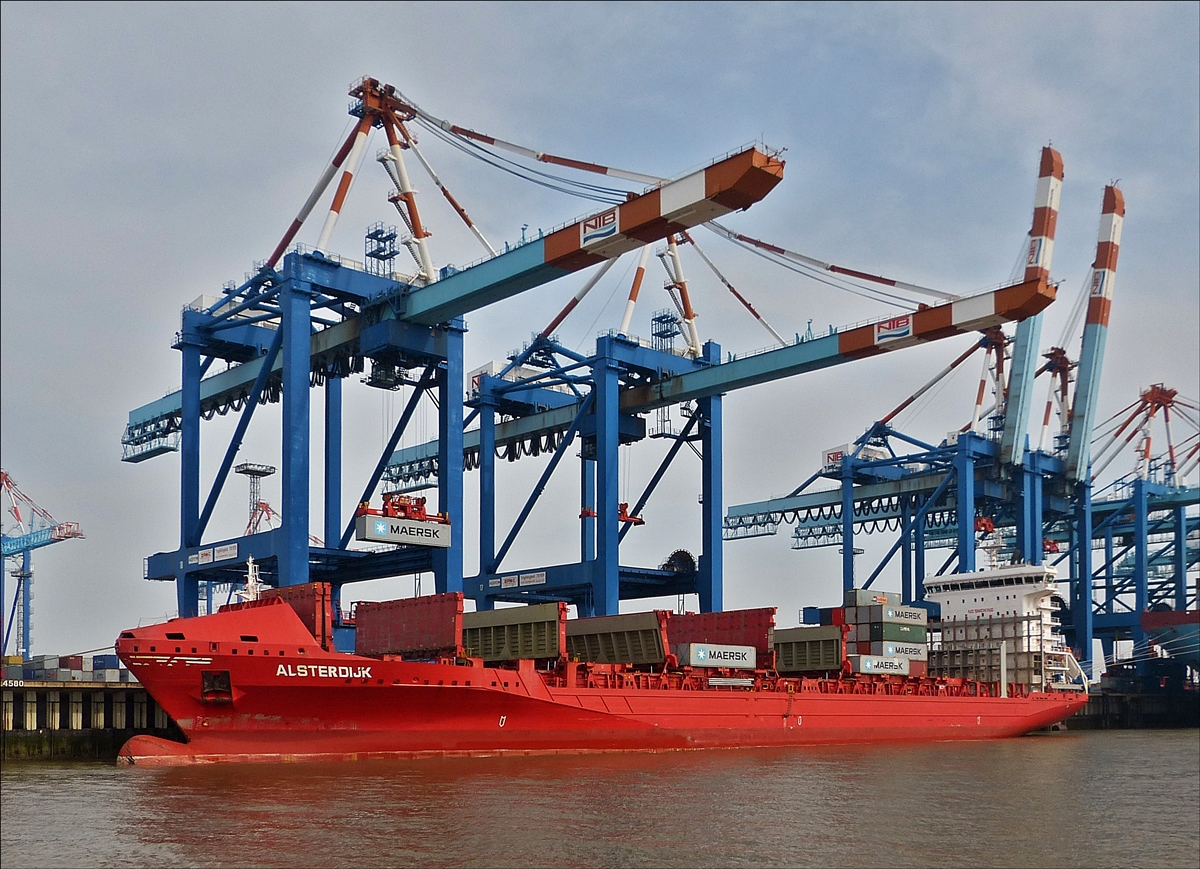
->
xmin=1066 ymin=185 xmax=1125 ymax=481
xmin=388 ymin=275 xmax=1055 ymax=473
xmin=123 ymin=146 xmax=784 ymax=444
xmin=1001 ymin=146 xmax=1064 ymax=465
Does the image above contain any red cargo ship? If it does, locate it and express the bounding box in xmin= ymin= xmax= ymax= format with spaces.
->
xmin=114 ymin=585 xmax=1087 ymax=766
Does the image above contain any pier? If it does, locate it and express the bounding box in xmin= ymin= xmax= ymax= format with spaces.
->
xmin=2 ymin=679 xmax=182 ymax=760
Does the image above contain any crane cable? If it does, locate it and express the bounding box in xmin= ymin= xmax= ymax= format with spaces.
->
xmin=401 ymin=95 xmax=962 ymax=310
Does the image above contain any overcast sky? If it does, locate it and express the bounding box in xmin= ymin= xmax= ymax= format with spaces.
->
xmin=2 ymin=2 xmax=1197 ymax=657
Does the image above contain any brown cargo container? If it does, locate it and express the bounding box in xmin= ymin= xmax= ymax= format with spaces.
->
xmin=666 ymin=607 xmax=777 ymax=655
xmin=355 ymin=593 xmax=465 ymax=658
xmin=263 ymin=582 xmax=336 ymax=651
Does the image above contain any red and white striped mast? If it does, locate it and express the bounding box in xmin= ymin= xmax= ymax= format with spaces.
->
xmin=266 ymin=118 xmax=371 ymax=269
xmin=539 ymin=257 xmax=622 ymax=339
xmin=392 ymin=120 xmax=497 ymax=258
xmin=659 ymin=235 xmax=703 ymax=357
xmin=1035 ymin=347 xmax=1074 ymax=452
xmin=378 ymin=114 xmax=436 ymax=283
xmin=618 ymin=246 xmax=652 ymax=337
xmin=969 ymin=328 xmax=1009 ymax=434
xmin=315 ymin=115 xmax=374 ymax=254
xmin=1065 ymin=185 xmax=1125 ymax=480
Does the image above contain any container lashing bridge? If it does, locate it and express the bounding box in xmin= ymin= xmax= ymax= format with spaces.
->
xmin=121 ymin=77 xmax=1061 ymax=645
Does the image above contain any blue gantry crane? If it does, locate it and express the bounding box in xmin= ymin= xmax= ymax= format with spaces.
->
xmin=723 ymin=166 xmax=1199 ymax=670
xmin=119 ymin=77 xmax=786 ymax=641
xmin=120 ymin=78 xmax=1064 ymax=648
xmin=1 ymin=469 xmax=84 ymax=660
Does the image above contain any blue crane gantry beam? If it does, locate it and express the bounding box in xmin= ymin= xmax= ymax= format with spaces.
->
xmin=388 ymin=277 xmax=1054 ymax=481
xmin=122 ymin=146 xmax=786 ymax=455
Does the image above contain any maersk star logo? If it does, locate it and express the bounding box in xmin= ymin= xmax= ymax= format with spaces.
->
xmin=696 ymin=647 xmax=707 ymax=661
xmin=374 ymin=519 xmax=388 ymax=536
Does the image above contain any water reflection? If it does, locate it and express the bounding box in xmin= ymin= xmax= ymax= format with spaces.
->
xmin=3 ymin=732 xmax=1198 ymax=868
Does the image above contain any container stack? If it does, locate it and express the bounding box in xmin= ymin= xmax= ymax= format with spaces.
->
xmin=3 ymin=654 xmax=24 ymax=681
xmin=842 ymin=589 xmax=929 ymax=677
xmin=17 ymin=653 xmax=133 ymax=683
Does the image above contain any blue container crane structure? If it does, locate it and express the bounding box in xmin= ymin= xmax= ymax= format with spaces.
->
xmin=121 ymin=78 xmax=1066 ymax=649
xmin=725 ymin=176 xmax=1199 ymax=670
xmin=1 ymin=470 xmax=84 ymax=659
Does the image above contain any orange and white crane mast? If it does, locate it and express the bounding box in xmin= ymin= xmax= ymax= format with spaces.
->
xmin=1064 ymin=185 xmax=1125 ymax=481
xmin=681 ymin=230 xmax=786 ymax=346
xmin=389 ymin=119 xmax=497 ymax=258
xmin=656 ymin=235 xmax=703 ymax=357
xmin=1091 ymin=384 xmax=1197 ymax=484
xmin=968 ymin=326 xmax=1010 ymax=435
xmin=998 ymin=146 xmax=1064 ymax=466
xmin=617 ymin=245 xmax=653 ymax=337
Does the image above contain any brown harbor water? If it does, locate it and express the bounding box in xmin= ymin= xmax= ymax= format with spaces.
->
xmin=2 ymin=730 xmax=1197 ymax=868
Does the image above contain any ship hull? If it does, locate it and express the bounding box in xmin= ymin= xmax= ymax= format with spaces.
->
xmin=116 ymin=603 xmax=1087 ymax=767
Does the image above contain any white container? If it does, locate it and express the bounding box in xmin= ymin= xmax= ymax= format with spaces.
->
xmin=847 ymin=654 xmax=910 ymax=675
xmin=675 ymin=643 xmax=756 ymax=669
xmin=844 ymin=588 xmax=901 ymax=608
xmin=866 ymin=604 xmax=928 ymax=626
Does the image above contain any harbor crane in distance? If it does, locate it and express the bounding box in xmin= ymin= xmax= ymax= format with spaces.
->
xmin=0 ymin=469 xmax=84 ymax=660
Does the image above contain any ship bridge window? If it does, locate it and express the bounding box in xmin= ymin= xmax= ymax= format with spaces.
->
xmin=167 ymin=632 xmax=185 ymax=640
xmin=240 ymin=635 xmax=258 ymax=643
xmin=120 ymin=632 xmax=135 ymax=639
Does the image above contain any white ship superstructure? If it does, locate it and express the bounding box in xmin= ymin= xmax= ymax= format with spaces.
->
xmin=924 ymin=564 xmax=1087 ymax=689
